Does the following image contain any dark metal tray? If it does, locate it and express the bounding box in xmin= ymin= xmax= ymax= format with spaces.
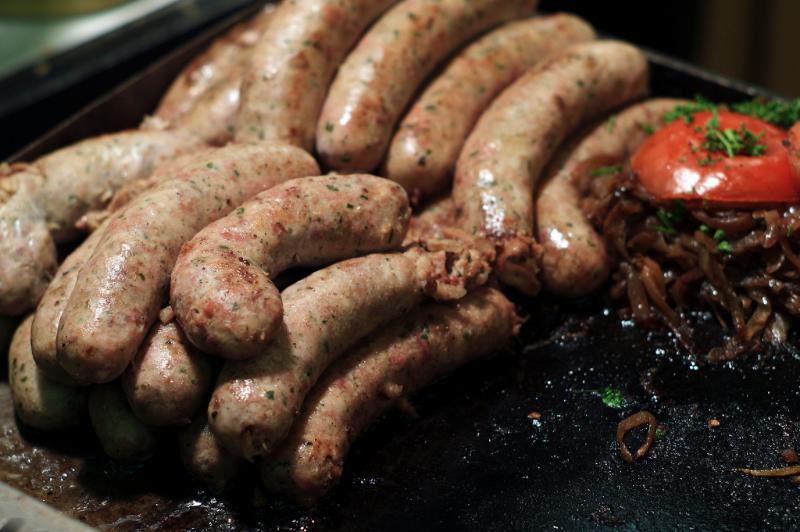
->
xmin=1 ymin=11 xmax=798 ymax=532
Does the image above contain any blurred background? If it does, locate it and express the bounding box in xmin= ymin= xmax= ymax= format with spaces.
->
xmin=0 ymin=0 xmax=798 ymax=159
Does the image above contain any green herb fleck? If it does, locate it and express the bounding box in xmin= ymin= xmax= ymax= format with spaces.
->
xmin=265 ymin=390 xmax=275 ymax=400
xmin=326 ymin=184 xmax=339 ymax=192
xmin=589 ymin=165 xmax=623 ymax=177
xmin=731 ymin=98 xmax=800 ymax=129
xmin=717 ymin=240 xmax=733 ymax=253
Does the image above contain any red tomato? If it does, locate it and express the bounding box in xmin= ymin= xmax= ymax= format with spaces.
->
xmin=630 ymin=111 xmax=800 ymax=205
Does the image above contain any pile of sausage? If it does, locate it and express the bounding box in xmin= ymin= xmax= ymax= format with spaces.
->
xmin=0 ymin=0 xmax=679 ymax=503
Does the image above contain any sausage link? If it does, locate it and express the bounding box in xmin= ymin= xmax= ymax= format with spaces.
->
xmin=0 ymin=169 xmax=56 ymax=315
xmin=317 ymin=0 xmax=538 ymax=172
xmin=57 ymin=144 xmax=319 ymax=384
xmin=236 ymin=0 xmax=397 ymax=149
xmin=88 ymin=382 xmax=159 ymax=462
xmin=8 ymin=316 xmax=87 ymax=430
xmin=452 ymin=40 xmax=649 ymax=295
xmin=260 ymin=287 xmax=519 ymax=502
xmin=209 ymin=246 xmax=491 ymax=460
xmin=122 ymin=320 xmax=215 ymax=427
xmin=537 ymin=98 xmax=687 ymax=297
xmin=171 ymin=174 xmax=411 ymax=360
xmin=385 ymin=14 xmax=596 ymax=200
xmin=153 ymin=4 xmax=275 ymax=124
xmin=179 ymin=413 xmax=241 ymax=492
xmin=31 ymin=219 xmax=110 ymax=385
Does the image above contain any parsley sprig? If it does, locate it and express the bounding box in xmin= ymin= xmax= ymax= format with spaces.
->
xmin=731 ymin=98 xmax=800 ymax=129
xmin=699 ymin=109 xmax=766 ymax=158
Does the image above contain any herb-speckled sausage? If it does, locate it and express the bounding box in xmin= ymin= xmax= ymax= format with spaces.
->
xmin=8 ymin=316 xmax=87 ymax=430
xmin=209 ymin=247 xmax=491 ymax=460
xmin=57 ymin=144 xmax=319 ymax=384
xmin=236 ymin=0 xmax=397 ymax=149
xmin=88 ymin=382 xmax=159 ymax=462
xmin=317 ymin=0 xmax=538 ymax=172
xmin=452 ymin=40 xmax=649 ymax=295
xmin=179 ymin=413 xmax=241 ymax=492
xmin=0 ymin=130 xmax=203 ymax=315
xmin=260 ymin=287 xmax=519 ymax=502
xmin=385 ymin=14 xmax=595 ymax=200
xmin=171 ymin=174 xmax=411 ymax=360
xmin=122 ymin=320 xmax=215 ymax=427
xmin=537 ymin=98 xmax=687 ymax=297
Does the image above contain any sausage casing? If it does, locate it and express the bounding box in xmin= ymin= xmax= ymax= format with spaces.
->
xmin=385 ymin=14 xmax=596 ymax=200
xmin=171 ymin=174 xmax=410 ymax=359
xmin=209 ymin=247 xmax=490 ymax=460
xmin=537 ymin=98 xmax=687 ymax=297
xmin=260 ymin=287 xmax=519 ymax=502
xmin=88 ymin=382 xmax=159 ymax=462
xmin=452 ymin=40 xmax=649 ymax=295
xmin=57 ymin=144 xmax=319 ymax=384
xmin=316 ymin=0 xmax=539 ymax=172
xmin=236 ymin=0 xmax=397 ymax=150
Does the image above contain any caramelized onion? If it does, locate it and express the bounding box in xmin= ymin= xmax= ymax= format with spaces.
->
xmin=616 ymin=411 xmax=657 ymax=464
xmin=736 ymin=466 xmax=800 ymax=478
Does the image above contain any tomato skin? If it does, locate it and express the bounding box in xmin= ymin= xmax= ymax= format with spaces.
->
xmin=630 ymin=111 xmax=800 ymax=205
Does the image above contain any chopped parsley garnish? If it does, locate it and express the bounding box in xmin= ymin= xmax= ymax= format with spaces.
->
xmin=699 ymin=109 xmax=766 ymax=158
xmin=599 ymin=386 xmax=626 ymax=409
xmin=589 ymin=165 xmax=623 ymax=177
xmin=717 ymin=240 xmax=733 ymax=253
xmin=663 ymin=95 xmax=717 ymax=124
xmin=654 ymin=200 xmax=686 ymax=235
xmin=731 ymin=98 xmax=800 ymax=129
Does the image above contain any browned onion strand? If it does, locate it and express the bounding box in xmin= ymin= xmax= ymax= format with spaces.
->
xmin=580 ymin=159 xmax=800 ymax=360
xmin=736 ymin=465 xmax=800 ymax=478
xmin=616 ymin=411 xmax=657 ymax=464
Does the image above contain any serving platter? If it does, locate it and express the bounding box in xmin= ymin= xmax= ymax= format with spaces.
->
xmin=1 ymin=6 xmax=798 ymax=531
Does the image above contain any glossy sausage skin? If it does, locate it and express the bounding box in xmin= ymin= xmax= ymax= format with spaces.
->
xmin=171 ymin=174 xmax=411 ymax=360
xmin=260 ymin=287 xmax=519 ymax=503
xmin=452 ymin=40 xmax=649 ymax=295
xmin=537 ymin=98 xmax=687 ymax=297
xmin=8 ymin=316 xmax=87 ymax=430
xmin=31 ymin=218 xmax=110 ymax=385
xmin=88 ymin=382 xmax=159 ymax=462
xmin=57 ymin=144 xmax=319 ymax=385
xmin=209 ymin=247 xmax=491 ymax=460
xmin=316 ymin=0 xmax=539 ymax=172
xmin=0 ymin=130 xmax=202 ymax=315
xmin=385 ymin=14 xmax=596 ymax=200
xmin=236 ymin=0 xmax=397 ymax=150
xmin=122 ymin=320 xmax=215 ymax=427
xmin=153 ymin=4 xmax=275 ymax=124
xmin=179 ymin=413 xmax=241 ymax=492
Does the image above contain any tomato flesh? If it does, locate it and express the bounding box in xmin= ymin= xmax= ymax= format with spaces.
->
xmin=630 ymin=111 xmax=799 ymax=205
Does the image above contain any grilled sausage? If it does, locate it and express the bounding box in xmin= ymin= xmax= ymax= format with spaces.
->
xmin=153 ymin=4 xmax=275 ymax=125
xmin=31 ymin=219 xmax=110 ymax=385
xmin=171 ymin=174 xmax=411 ymax=360
xmin=384 ymin=14 xmax=596 ymax=200
xmin=179 ymin=413 xmax=241 ymax=492
xmin=452 ymin=40 xmax=649 ymax=295
xmin=260 ymin=287 xmax=519 ymax=502
xmin=236 ymin=0 xmax=397 ymax=150
xmin=0 ymin=130 xmax=203 ymax=315
xmin=537 ymin=98 xmax=687 ymax=297
xmin=88 ymin=382 xmax=159 ymax=462
xmin=209 ymin=246 xmax=491 ymax=460
xmin=122 ymin=320 xmax=215 ymax=427
xmin=8 ymin=316 xmax=87 ymax=430
xmin=316 ymin=0 xmax=538 ymax=173
xmin=57 ymin=144 xmax=319 ymax=385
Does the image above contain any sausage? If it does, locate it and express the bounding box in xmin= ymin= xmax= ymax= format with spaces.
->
xmin=8 ymin=316 xmax=87 ymax=430
xmin=57 ymin=143 xmax=319 ymax=385
xmin=31 ymin=219 xmax=110 ymax=385
xmin=0 ymin=168 xmax=56 ymax=315
xmin=316 ymin=0 xmax=538 ymax=173
xmin=235 ymin=0 xmax=397 ymax=150
xmin=208 ymin=246 xmax=491 ymax=460
xmin=537 ymin=98 xmax=688 ymax=297
xmin=260 ymin=287 xmax=519 ymax=502
xmin=152 ymin=4 xmax=275 ymax=125
xmin=122 ymin=320 xmax=215 ymax=427
xmin=88 ymin=382 xmax=159 ymax=462
xmin=0 ymin=129 xmax=204 ymax=315
xmin=452 ymin=40 xmax=649 ymax=296
xmin=178 ymin=413 xmax=241 ymax=492
xmin=384 ymin=14 xmax=596 ymax=200
xmin=169 ymin=77 xmax=242 ymax=146
xmin=75 ymin=149 xmax=215 ymax=234
xmin=171 ymin=174 xmax=411 ymax=360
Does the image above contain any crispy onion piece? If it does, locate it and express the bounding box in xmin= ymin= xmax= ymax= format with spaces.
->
xmin=616 ymin=411 xmax=657 ymax=464
xmin=736 ymin=465 xmax=800 ymax=478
